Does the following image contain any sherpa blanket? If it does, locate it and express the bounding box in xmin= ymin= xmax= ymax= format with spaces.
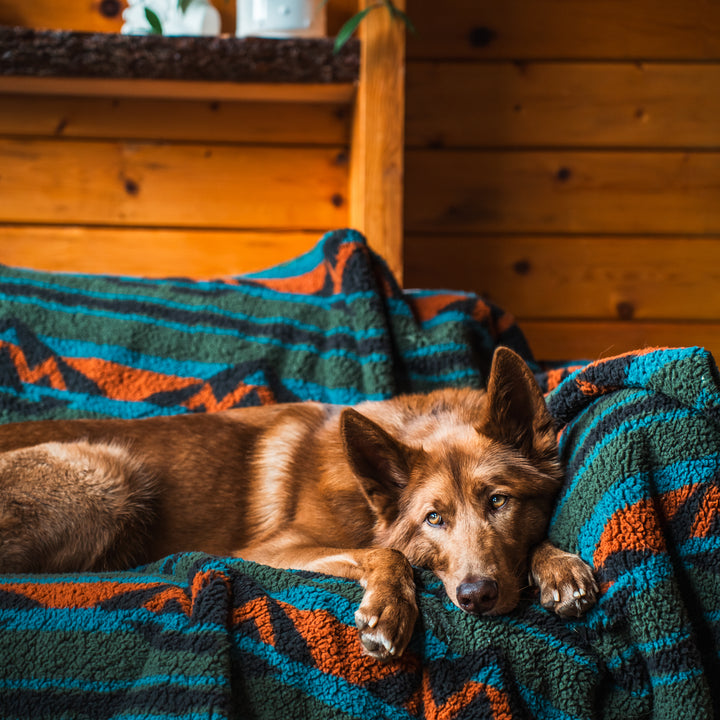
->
xmin=0 ymin=230 xmax=718 ymax=719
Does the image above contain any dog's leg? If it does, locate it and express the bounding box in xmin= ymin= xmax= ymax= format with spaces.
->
xmin=239 ymin=543 xmax=418 ymax=661
xmin=529 ymin=539 xmax=598 ymax=617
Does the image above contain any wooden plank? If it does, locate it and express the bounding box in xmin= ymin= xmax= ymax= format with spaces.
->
xmin=405 ymin=0 xmax=720 ymax=60
xmin=406 ymin=62 xmax=720 ymax=149
xmin=405 ymin=150 xmax=720 ymax=235
xmin=0 ymin=225 xmax=321 ymax=277
xmin=0 ymin=77 xmax=356 ymax=104
xmin=0 ymin=138 xmax=348 ymax=229
xmin=0 ymin=93 xmax=351 ymax=145
xmin=521 ymin=320 xmax=720 ymax=363
xmin=405 ymin=235 xmax=720 ymax=321
xmin=0 ymin=0 xmax=127 ymax=33
xmin=349 ymin=0 xmax=406 ymax=281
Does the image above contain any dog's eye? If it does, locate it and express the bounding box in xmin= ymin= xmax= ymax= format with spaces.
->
xmin=490 ymin=494 xmax=508 ymax=510
xmin=425 ymin=511 xmax=444 ymax=527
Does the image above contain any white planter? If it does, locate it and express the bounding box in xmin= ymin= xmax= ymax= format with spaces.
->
xmin=122 ymin=0 xmax=221 ymax=36
xmin=236 ymin=0 xmax=326 ymax=38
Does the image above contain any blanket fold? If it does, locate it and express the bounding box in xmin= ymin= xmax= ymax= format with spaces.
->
xmin=0 ymin=230 xmax=718 ymax=719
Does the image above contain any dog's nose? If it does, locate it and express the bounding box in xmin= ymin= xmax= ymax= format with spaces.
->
xmin=456 ymin=578 xmax=498 ymax=614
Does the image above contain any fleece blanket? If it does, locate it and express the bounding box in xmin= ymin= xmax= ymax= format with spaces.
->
xmin=0 ymin=229 xmax=718 ymax=719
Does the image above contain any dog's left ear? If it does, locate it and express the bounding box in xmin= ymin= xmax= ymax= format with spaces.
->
xmin=477 ymin=347 xmax=557 ymax=464
xmin=341 ymin=408 xmax=417 ymax=518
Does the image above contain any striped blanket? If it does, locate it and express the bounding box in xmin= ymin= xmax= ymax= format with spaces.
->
xmin=0 ymin=230 xmax=718 ymax=718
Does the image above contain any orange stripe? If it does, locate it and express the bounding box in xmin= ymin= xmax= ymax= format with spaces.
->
xmin=411 ymin=294 xmax=470 ymax=323
xmin=64 ymin=356 xmax=199 ymax=403
xmin=282 ymin=602 xmax=415 ymax=683
xmin=0 ymin=340 xmax=67 ymax=391
xmin=410 ymin=671 xmax=512 ymax=720
xmin=247 ymin=241 xmax=358 ymax=296
xmin=0 ymin=580 xmax=165 ymax=609
xmin=593 ymin=485 xmax=697 ymax=568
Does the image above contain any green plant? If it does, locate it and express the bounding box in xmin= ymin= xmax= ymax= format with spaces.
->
xmin=144 ymin=0 xmax=195 ymax=35
xmin=329 ymin=0 xmax=415 ymax=52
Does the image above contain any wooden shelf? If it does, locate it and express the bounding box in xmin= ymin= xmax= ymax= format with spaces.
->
xmin=0 ymin=26 xmax=359 ymax=102
xmin=0 ymin=75 xmax=356 ymax=102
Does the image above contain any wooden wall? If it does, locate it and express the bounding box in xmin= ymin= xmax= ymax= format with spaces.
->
xmin=0 ymin=0 xmax=361 ymax=277
xmin=403 ymin=0 xmax=720 ymax=361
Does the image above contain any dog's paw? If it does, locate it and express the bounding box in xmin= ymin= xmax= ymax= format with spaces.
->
xmin=355 ymin=587 xmax=418 ymax=661
xmin=532 ymin=549 xmax=598 ymax=618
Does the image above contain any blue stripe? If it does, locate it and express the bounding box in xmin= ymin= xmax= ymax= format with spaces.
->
xmin=0 ymin=606 xmax=227 ymax=635
xmin=576 ymin=453 xmax=720 ymax=558
xmin=0 ymin=293 xmax=389 ymax=366
xmin=553 ymin=407 xmax=695 ymax=524
xmin=0 ymin=275 xmax=386 ymax=341
xmin=517 ymin=682 xmax=587 ymax=720
xmin=0 ymin=674 xmax=227 ymax=693
xmin=234 ymin=634 xmax=417 ymax=720
xmin=0 ymin=271 xmax=380 ymax=310
xmin=625 ymin=347 xmax=700 ymax=388
xmin=0 ymin=383 xmax=191 ymax=419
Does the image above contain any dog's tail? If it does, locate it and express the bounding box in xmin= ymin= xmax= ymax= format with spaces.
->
xmin=0 ymin=441 xmax=156 ymax=573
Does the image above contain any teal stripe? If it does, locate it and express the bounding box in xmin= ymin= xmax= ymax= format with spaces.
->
xmin=0 ymin=674 xmax=227 ymax=693
xmin=234 ymin=634 xmax=416 ymax=720
xmin=0 ymin=275 xmax=386 ymax=341
xmin=0 ymin=384 xmax=190 ymax=418
xmin=0 ymin=293 xmax=389 ymax=365
xmin=553 ymin=407 xmax=695 ymax=523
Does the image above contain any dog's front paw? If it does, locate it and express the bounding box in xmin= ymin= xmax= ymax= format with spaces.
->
xmin=355 ymin=586 xmax=418 ymax=661
xmin=531 ymin=543 xmax=598 ymax=618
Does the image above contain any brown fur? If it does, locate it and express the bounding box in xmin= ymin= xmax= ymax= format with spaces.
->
xmin=0 ymin=347 xmax=597 ymax=659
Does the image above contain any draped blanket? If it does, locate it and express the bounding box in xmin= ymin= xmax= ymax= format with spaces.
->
xmin=0 ymin=230 xmax=718 ymax=719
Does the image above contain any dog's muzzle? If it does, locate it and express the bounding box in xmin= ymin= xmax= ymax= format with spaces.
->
xmin=456 ymin=577 xmax=498 ymax=614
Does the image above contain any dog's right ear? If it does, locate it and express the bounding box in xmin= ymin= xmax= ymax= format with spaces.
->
xmin=477 ymin=347 xmax=557 ymax=466
xmin=341 ymin=408 xmax=416 ymax=518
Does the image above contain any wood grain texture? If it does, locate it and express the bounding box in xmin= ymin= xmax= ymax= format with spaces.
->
xmin=0 ymin=77 xmax=357 ymax=103
xmin=405 ymin=0 xmax=720 ymax=60
xmin=0 ymin=226 xmax=321 ymax=277
xmin=521 ymin=321 xmax=720 ymax=363
xmin=0 ymin=93 xmax=351 ymax=144
xmin=404 ymin=235 xmax=720 ymax=321
xmin=405 ymin=150 xmax=720 ymax=235
xmin=406 ymin=62 xmax=720 ymax=149
xmin=349 ymin=0 xmax=406 ymax=281
xmin=0 ymin=138 xmax=348 ymax=229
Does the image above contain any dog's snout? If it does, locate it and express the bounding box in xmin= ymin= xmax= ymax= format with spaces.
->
xmin=456 ymin=577 xmax=498 ymax=614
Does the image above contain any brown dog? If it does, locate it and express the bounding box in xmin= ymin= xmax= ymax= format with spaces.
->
xmin=0 ymin=347 xmax=596 ymax=659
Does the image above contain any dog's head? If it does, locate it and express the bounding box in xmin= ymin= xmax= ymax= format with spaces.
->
xmin=341 ymin=347 xmax=562 ymax=616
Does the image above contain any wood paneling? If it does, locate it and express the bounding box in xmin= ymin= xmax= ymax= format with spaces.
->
xmin=405 ymin=235 xmax=720 ymax=321
xmin=0 ymin=93 xmax=350 ymax=144
xmin=0 ymin=138 xmax=348 ymax=229
xmin=407 ymin=62 xmax=720 ymax=149
xmin=0 ymin=226 xmax=320 ymax=277
xmin=406 ymin=0 xmax=720 ymax=60
xmin=521 ymin=321 xmax=720 ymax=363
xmin=406 ymin=151 xmax=720 ymax=235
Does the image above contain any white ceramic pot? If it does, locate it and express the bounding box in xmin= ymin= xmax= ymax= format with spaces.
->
xmin=236 ymin=0 xmax=326 ymax=38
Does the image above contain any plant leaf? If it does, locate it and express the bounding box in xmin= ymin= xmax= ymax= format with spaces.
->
xmin=144 ymin=7 xmax=163 ymax=34
xmin=389 ymin=6 xmax=416 ymax=34
xmin=333 ymin=5 xmax=376 ymax=52
xmin=178 ymin=0 xmax=193 ymax=13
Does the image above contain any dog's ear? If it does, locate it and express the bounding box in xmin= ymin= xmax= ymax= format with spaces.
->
xmin=477 ymin=347 xmax=557 ymax=464
xmin=341 ymin=408 xmax=416 ymax=517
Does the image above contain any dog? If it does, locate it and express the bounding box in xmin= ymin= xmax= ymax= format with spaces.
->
xmin=0 ymin=347 xmax=597 ymax=660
